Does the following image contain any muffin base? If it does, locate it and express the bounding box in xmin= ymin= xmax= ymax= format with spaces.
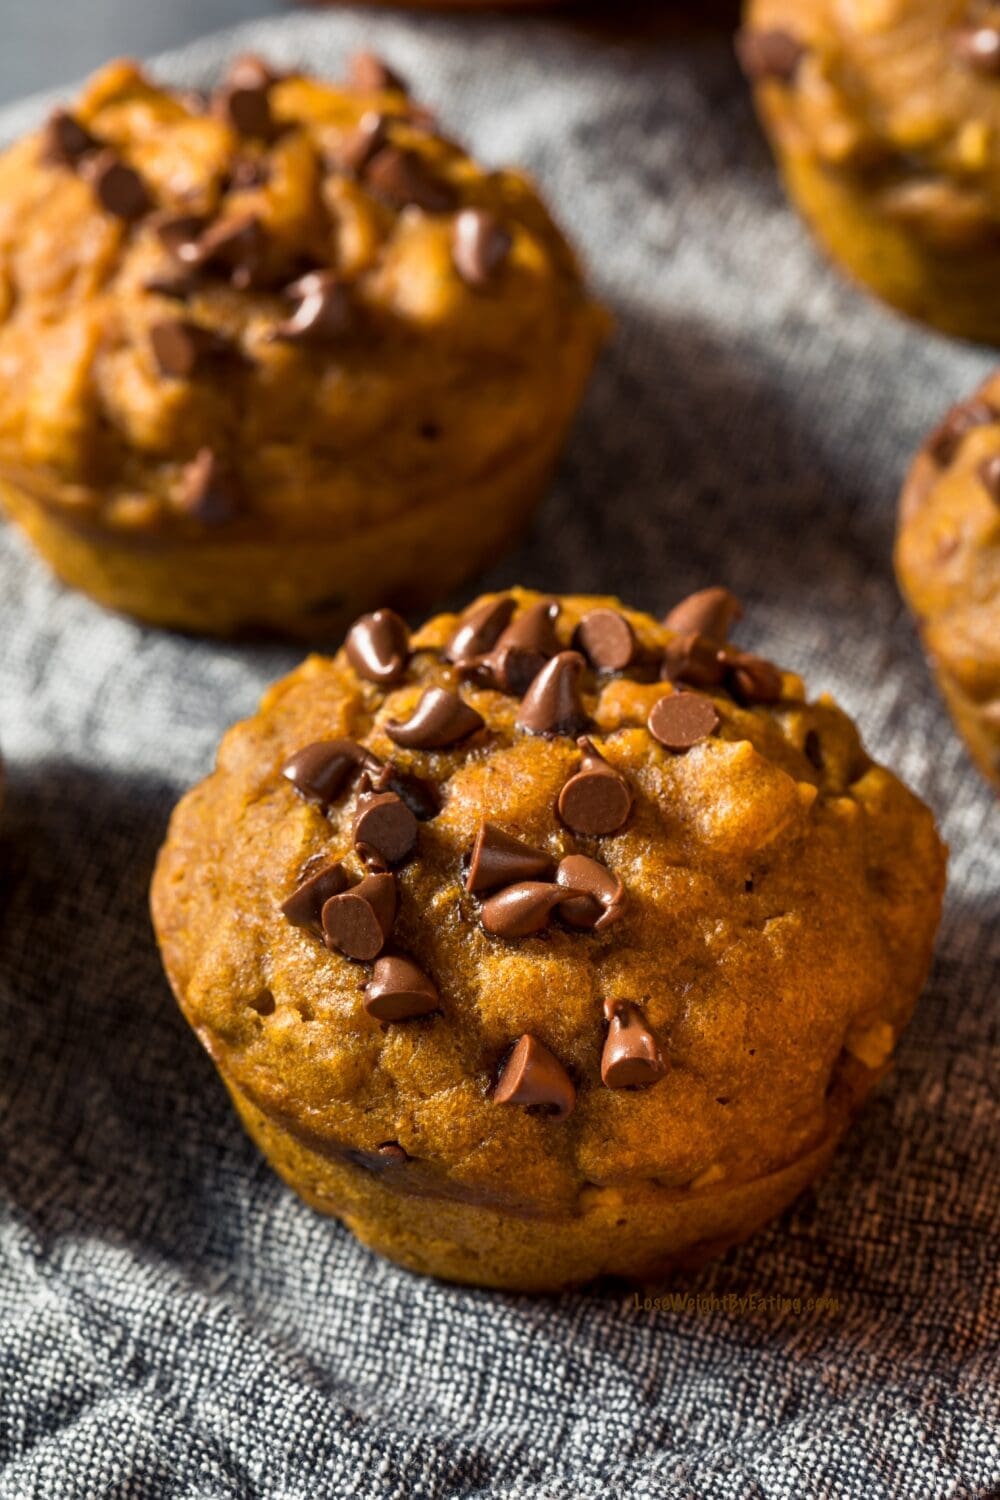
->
xmin=224 ymin=1060 xmax=873 ymax=1292
xmin=775 ymin=150 xmax=1000 ymax=345
xmin=0 ymin=426 xmax=573 ymax=638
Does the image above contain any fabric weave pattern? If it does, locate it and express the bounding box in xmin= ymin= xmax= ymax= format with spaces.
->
xmin=0 ymin=10 xmax=997 ymax=1498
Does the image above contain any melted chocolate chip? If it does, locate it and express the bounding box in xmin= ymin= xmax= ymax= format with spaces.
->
xmin=663 ymin=586 xmax=743 ymax=644
xmin=345 ymin=609 xmax=410 ymax=684
xmin=86 ymin=150 xmax=151 ymax=221
xmin=494 ymin=1035 xmax=575 ymax=1119
xmin=445 ymin=595 xmax=517 ymax=664
xmin=601 ymin=1001 xmax=666 ymax=1089
xmin=557 ymin=738 xmax=633 ymax=836
xmin=364 ymin=954 xmax=439 ymax=1022
xmin=336 ymin=111 xmax=390 ymax=175
xmin=281 ymin=738 xmax=368 ymax=808
xmin=555 ymin=855 xmax=626 ymax=932
xmin=573 ymin=608 xmax=637 ymax=673
xmin=365 ymin=146 xmax=456 ymax=213
xmin=271 ymin=271 xmax=353 ymax=345
xmin=322 ymin=871 xmax=396 ymax=961
xmin=353 ymin=789 xmax=418 ymax=865
xmin=722 ymin=649 xmax=783 ymax=705
xmin=516 ymin=652 xmax=590 ymax=737
xmin=281 ymin=860 xmax=349 ymax=933
xmin=480 ymin=881 xmax=563 ymax=938
xmin=215 ymin=77 xmax=276 ymax=139
xmin=452 ymin=209 xmax=513 ymax=288
xmin=735 ymin=28 xmax=808 ymax=82
xmin=150 ymin=319 xmax=233 ymax=378
xmin=648 ymin=692 xmax=720 ymax=751
xmin=42 ymin=108 xmax=98 ymax=168
xmin=349 ymin=52 xmax=408 ymax=94
xmin=175 ymin=448 xmax=242 ymax=524
xmin=661 ymin=631 xmax=728 ymax=689
xmin=197 ymin=212 xmax=271 ymax=290
xmin=386 ymin=688 xmax=484 ymax=749
xmin=465 ymin=822 xmax=554 ymax=895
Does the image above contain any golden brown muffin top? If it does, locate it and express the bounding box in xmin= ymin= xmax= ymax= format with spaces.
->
xmin=896 ymin=376 xmax=1000 ymax=707
xmin=0 ymin=57 xmax=602 ymax=536
xmin=152 ymin=588 xmax=946 ymax=1217
xmin=739 ymin=1 xmax=1000 ymax=246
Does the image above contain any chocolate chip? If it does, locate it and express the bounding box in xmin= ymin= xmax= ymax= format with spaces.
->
xmin=648 ymin=692 xmax=720 ymax=751
xmin=386 ymin=688 xmax=484 ymax=749
xmin=722 ymin=649 xmax=783 ymax=705
xmin=735 ymin=28 xmax=807 ymax=82
xmin=480 ymin=881 xmax=563 ymax=938
xmin=335 ymin=111 xmax=389 ymax=175
xmin=494 ymin=1034 xmax=575 ymax=1119
xmin=475 ymin=600 xmax=561 ymax=693
xmin=86 ymin=150 xmax=151 ymax=221
xmin=271 ymin=271 xmax=352 ymax=345
xmin=175 ymin=448 xmax=242 ymax=524
xmin=364 ymin=954 xmax=438 ymax=1022
xmin=281 ymin=738 xmax=368 ymax=807
xmin=955 ymin=26 xmax=1000 ymax=74
xmin=216 ymin=79 xmax=275 ymax=139
xmin=226 ymin=54 xmax=282 ymax=91
xmin=365 ymin=146 xmax=456 ymax=214
xmin=155 ymin=213 xmax=208 ymax=261
xmin=382 ymin=766 xmax=441 ymax=821
xmin=516 ymin=652 xmax=590 ymax=737
xmin=353 ymin=789 xmax=418 ymax=865
xmin=927 ymin=399 xmax=996 ymax=466
xmin=444 ymin=594 xmax=516 ymax=664
xmin=557 ymin=738 xmax=633 ymax=836
xmin=195 ymin=212 xmax=271 ymax=290
xmin=350 ymin=52 xmax=408 ymax=94
xmin=452 ymin=209 xmax=513 ymax=288
xmin=150 ymin=319 xmax=233 ymax=378
xmin=345 ymin=609 xmax=410 ymax=684
xmin=573 ymin=608 xmax=636 ymax=673
xmin=41 ymin=108 xmax=98 ymax=168
xmin=601 ymin=1000 xmax=666 ymax=1089
xmin=663 ymin=586 xmax=743 ymax=644
xmin=661 ymin=631 xmax=728 ymax=689
xmin=979 ymin=454 xmax=1000 ymax=504
xmin=322 ymin=871 xmax=396 ymax=960
xmin=376 ymin=1141 xmax=409 ymax=1162
xmin=555 ymin=854 xmax=626 ymax=932
xmin=465 ymin=822 xmax=554 ymax=895
xmin=281 ymin=860 xmax=349 ymax=933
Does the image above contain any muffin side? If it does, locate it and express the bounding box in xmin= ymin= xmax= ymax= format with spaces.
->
xmin=739 ymin=0 xmax=1000 ymax=342
xmin=896 ymin=376 xmax=1000 ymax=789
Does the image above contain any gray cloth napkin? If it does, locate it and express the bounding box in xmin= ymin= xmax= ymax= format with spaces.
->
xmin=0 ymin=9 xmax=997 ymax=1499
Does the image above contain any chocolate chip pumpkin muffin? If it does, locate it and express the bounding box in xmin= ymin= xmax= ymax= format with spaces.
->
xmin=0 ymin=57 xmax=604 ymax=636
xmin=151 ymin=587 xmax=946 ymax=1290
xmin=896 ymin=376 xmax=1000 ymax=788
xmin=738 ymin=0 xmax=1000 ymax=342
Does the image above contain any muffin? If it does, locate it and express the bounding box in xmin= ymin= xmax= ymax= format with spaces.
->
xmin=0 ymin=58 xmax=604 ymax=635
xmin=151 ymin=587 xmax=946 ymax=1291
xmin=897 ymin=376 xmax=1000 ymax=788
xmin=738 ymin=1 xmax=1000 ymax=342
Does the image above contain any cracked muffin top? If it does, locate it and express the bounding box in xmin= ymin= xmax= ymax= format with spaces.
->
xmin=739 ymin=0 xmax=1000 ymax=245
xmin=0 ymin=56 xmax=602 ymax=535
xmin=152 ymin=588 xmax=946 ymax=1217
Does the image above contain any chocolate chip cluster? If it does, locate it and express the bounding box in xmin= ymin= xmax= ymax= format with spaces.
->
xmin=277 ymin=589 xmax=784 ymax=1123
xmin=38 ymin=52 xmax=515 ymax=525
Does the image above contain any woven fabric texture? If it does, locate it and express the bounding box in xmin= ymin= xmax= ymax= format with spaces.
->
xmin=0 ymin=9 xmax=997 ymax=1499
